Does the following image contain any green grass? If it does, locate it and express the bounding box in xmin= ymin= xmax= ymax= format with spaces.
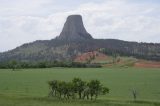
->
xmin=0 ymin=67 xmax=160 ymax=106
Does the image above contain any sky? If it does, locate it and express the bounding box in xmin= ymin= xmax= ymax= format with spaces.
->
xmin=0 ymin=0 xmax=160 ymax=52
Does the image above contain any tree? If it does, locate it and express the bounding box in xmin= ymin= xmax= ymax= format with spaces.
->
xmin=9 ymin=60 xmax=17 ymax=71
xmin=101 ymin=87 xmax=109 ymax=95
xmin=38 ymin=61 xmax=47 ymax=68
xmin=48 ymin=78 xmax=110 ymax=100
xmin=63 ymin=82 xmax=75 ymax=99
xmin=48 ymin=80 xmax=58 ymax=97
xmin=88 ymin=80 xmax=101 ymax=100
xmin=87 ymin=80 xmax=109 ymax=100
xmin=56 ymin=81 xmax=66 ymax=98
xmin=82 ymin=84 xmax=90 ymax=100
xmin=72 ymin=78 xmax=86 ymax=99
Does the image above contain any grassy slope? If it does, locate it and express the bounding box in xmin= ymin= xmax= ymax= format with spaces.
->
xmin=0 ymin=68 xmax=160 ymax=106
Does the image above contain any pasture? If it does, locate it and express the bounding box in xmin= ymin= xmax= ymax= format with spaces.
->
xmin=0 ymin=67 xmax=160 ymax=106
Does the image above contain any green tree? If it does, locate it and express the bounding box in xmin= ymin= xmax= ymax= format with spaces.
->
xmin=38 ymin=61 xmax=47 ymax=68
xmin=72 ymin=78 xmax=86 ymax=99
xmin=88 ymin=80 xmax=102 ymax=100
xmin=9 ymin=60 xmax=17 ymax=71
xmin=56 ymin=81 xmax=65 ymax=98
xmin=48 ymin=78 xmax=109 ymax=100
xmin=48 ymin=80 xmax=58 ymax=97
xmin=101 ymin=87 xmax=109 ymax=95
xmin=82 ymin=84 xmax=90 ymax=100
xmin=63 ymin=82 xmax=75 ymax=99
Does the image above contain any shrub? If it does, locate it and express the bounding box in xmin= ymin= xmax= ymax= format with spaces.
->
xmin=48 ymin=78 xmax=109 ymax=100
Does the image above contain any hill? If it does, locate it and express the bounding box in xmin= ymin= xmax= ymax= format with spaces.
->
xmin=0 ymin=15 xmax=160 ymax=62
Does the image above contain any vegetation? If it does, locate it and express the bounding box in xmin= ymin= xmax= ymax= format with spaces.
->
xmin=9 ymin=60 xmax=18 ymax=71
xmin=48 ymin=78 xmax=109 ymax=100
xmin=0 ymin=60 xmax=101 ymax=69
xmin=1 ymin=38 xmax=160 ymax=63
xmin=99 ymin=47 xmax=160 ymax=61
xmin=0 ymin=68 xmax=160 ymax=106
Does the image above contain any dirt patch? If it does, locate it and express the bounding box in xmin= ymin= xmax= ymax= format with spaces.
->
xmin=74 ymin=51 xmax=108 ymax=63
xmin=134 ymin=60 xmax=160 ymax=68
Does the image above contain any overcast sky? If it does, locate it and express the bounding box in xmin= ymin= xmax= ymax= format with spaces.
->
xmin=0 ymin=0 xmax=160 ymax=52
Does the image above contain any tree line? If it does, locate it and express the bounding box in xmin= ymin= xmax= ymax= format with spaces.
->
xmin=48 ymin=78 xmax=109 ymax=100
xmin=99 ymin=48 xmax=160 ymax=61
xmin=0 ymin=60 xmax=101 ymax=70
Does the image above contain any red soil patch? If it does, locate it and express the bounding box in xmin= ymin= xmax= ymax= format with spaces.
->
xmin=134 ymin=60 xmax=160 ymax=68
xmin=74 ymin=51 xmax=108 ymax=63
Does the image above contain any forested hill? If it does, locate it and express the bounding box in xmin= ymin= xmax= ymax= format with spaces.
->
xmin=0 ymin=38 xmax=160 ymax=62
xmin=0 ymin=15 xmax=160 ymax=62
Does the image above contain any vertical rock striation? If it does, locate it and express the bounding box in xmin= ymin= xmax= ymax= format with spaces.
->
xmin=57 ymin=15 xmax=93 ymax=41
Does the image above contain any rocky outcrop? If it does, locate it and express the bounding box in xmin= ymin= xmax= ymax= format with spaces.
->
xmin=57 ymin=15 xmax=93 ymax=41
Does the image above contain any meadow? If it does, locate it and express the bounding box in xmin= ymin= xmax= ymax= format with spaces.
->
xmin=0 ymin=67 xmax=160 ymax=106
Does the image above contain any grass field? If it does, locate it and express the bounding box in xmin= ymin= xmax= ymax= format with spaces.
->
xmin=0 ymin=67 xmax=160 ymax=106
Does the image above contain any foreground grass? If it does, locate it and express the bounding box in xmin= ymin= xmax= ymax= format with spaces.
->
xmin=0 ymin=67 xmax=160 ymax=106
xmin=0 ymin=94 xmax=160 ymax=106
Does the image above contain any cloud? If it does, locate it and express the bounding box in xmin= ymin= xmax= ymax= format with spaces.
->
xmin=0 ymin=0 xmax=160 ymax=52
xmin=76 ymin=0 xmax=160 ymax=42
xmin=0 ymin=0 xmax=56 ymax=16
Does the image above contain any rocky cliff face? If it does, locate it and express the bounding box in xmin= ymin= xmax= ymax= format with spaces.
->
xmin=57 ymin=15 xmax=93 ymax=41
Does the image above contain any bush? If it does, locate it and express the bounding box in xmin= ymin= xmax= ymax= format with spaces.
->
xmin=48 ymin=78 xmax=109 ymax=100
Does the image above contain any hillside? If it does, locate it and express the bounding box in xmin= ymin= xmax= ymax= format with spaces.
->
xmin=74 ymin=51 xmax=110 ymax=63
xmin=74 ymin=51 xmax=160 ymax=68
xmin=0 ymin=15 xmax=160 ymax=62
